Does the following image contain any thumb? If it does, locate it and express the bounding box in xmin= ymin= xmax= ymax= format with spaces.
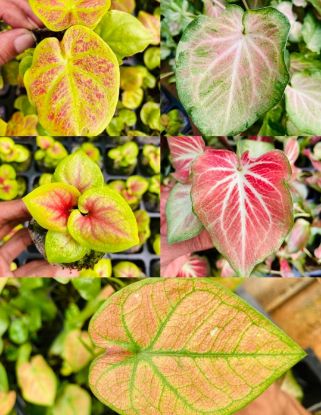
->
xmin=0 ymin=29 xmax=36 ymax=66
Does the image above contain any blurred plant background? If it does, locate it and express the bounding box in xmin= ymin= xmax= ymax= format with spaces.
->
xmin=161 ymin=0 xmax=321 ymax=136
xmin=161 ymin=136 xmax=321 ymax=277
xmin=0 ymin=277 xmax=320 ymax=415
xmin=0 ymin=136 xmax=160 ymax=277
xmin=0 ymin=0 xmax=160 ymax=137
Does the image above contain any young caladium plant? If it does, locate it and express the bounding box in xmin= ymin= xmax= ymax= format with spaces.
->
xmin=176 ymin=6 xmax=290 ymax=135
xmin=23 ymin=151 xmax=139 ymax=268
xmin=165 ymin=138 xmax=293 ymax=277
xmin=24 ymin=26 xmax=120 ymax=136
xmin=29 ymin=0 xmax=110 ymax=31
xmin=88 ymin=278 xmax=305 ymax=415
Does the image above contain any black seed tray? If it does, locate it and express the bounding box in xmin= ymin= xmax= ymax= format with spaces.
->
xmin=8 ymin=136 xmax=160 ymax=277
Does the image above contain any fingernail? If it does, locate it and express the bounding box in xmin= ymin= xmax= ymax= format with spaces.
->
xmin=14 ymin=32 xmax=36 ymax=54
xmin=27 ymin=17 xmax=40 ymax=29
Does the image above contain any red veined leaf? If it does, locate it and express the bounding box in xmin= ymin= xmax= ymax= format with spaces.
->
xmin=88 ymin=279 xmax=305 ymax=415
xmin=166 ymin=182 xmax=203 ymax=244
xmin=53 ymin=151 xmax=104 ymax=193
xmin=23 ymin=183 xmax=80 ymax=232
xmin=68 ymin=187 xmax=139 ymax=253
xmin=167 ymin=136 xmax=205 ymax=183
xmin=191 ymin=149 xmax=293 ymax=277
xmin=24 ymin=25 xmax=119 ymax=136
xmin=176 ymin=6 xmax=290 ymax=135
xmin=176 ymin=254 xmax=211 ymax=277
xmin=284 ymin=138 xmax=299 ymax=166
xmin=29 ymin=0 xmax=110 ymax=31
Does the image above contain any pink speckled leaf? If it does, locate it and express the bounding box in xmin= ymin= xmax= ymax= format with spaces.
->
xmin=166 ymin=182 xmax=203 ymax=243
xmin=176 ymin=6 xmax=290 ymax=135
xmin=68 ymin=187 xmax=139 ymax=253
xmin=191 ymin=149 xmax=293 ymax=276
xmin=24 ymin=25 xmax=119 ymax=136
xmin=167 ymin=136 xmax=205 ymax=183
xmin=23 ymin=183 xmax=80 ymax=232
xmin=29 ymin=0 xmax=110 ymax=31
xmin=88 ymin=279 xmax=305 ymax=415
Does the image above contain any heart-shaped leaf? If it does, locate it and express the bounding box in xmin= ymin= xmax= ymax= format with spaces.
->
xmin=95 ymin=10 xmax=152 ymax=60
xmin=53 ymin=151 xmax=104 ymax=193
xmin=88 ymin=279 xmax=305 ymax=415
xmin=52 ymin=384 xmax=91 ymax=415
xmin=0 ymin=391 xmax=16 ymax=415
xmin=168 ymin=136 xmax=205 ymax=183
xmin=176 ymin=6 xmax=290 ymax=135
xmin=62 ymin=330 xmax=96 ymax=373
xmin=17 ymin=355 xmax=57 ymax=406
xmin=166 ymin=182 xmax=203 ymax=244
xmin=23 ymin=183 xmax=80 ymax=232
xmin=191 ymin=149 xmax=293 ymax=277
xmin=285 ymin=72 xmax=321 ymax=134
xmin=68 ymin=187 xmax=139 ymax=253
xmin=24 ymin=25 xmax=120 ymax=136
xmin=45 ymin=230 xmax=90 ymax=263
xmin=29 ymin=0 xmax=110 ymax=31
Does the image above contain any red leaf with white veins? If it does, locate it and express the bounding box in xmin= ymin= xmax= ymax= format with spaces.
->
xmin=191 ymin=149 xmax=293 ymax=277
xmin=168 ymin=136 xmax=205 ymax=183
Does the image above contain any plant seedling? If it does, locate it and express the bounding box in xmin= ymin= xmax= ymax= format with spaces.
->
xmin=0 ymin=138 xmax=31 ymax=171
xmin=142 ymin=144 xmax=160 ymax=174
xmin=23 ymin=151 xmax=139 ymax=269
xmin=108 ymin=175 xmax=149 ymax=210
xmin=88 ymin=278 xmax=305 ymax=415
xmin=107 ymin=141 xmax=139 ymax=175
xmin=35 ymin=136 xmax=68 ymax=171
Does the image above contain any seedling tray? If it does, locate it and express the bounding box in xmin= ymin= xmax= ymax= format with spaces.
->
xmin=10 ymin=137 xmax=160 ymax=277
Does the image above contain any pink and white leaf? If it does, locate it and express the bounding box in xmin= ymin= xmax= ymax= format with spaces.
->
xmin=284 ymin=138 xmax=299 ymax=166
xmin=167 ymin=136 xmax=205 ymax=183
xmin=191 ymin=149 xmax=293 ymax=277
xmin=176 ymin=254 xmax=210 ymax=277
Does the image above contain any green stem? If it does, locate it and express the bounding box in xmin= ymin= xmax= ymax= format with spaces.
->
xmin=241 ymin=0 xmax=249 ymax=10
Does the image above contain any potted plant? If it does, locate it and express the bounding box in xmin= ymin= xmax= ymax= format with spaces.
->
xmin=108 ymin=175 xmax=149 ymax=210
xmin=0 ymin=138 xmax=31 ymax=171
xmin=107 ymin=141 xmax=139 ymax=175
xmin=34 ymin=136 xmax=68 ymax=171
xmin=23 ymin=150 xmax=139 ymax=269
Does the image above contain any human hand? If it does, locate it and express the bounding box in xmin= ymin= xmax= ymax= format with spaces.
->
xmin=0 ymin=0 xmax=43 ymax=66
xmin=0 ymin=200 xmax=79 ymax=277
xmin=237 ymin=384 xmax=310 ymax=415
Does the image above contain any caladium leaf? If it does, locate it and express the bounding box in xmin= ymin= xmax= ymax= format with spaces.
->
xmin=285 ymin=72 xmax=321 ymax=134
xmin=53 ymin=151 xmax=104 ymax=193
xmin=23 ymin=183 xmax=80 ymax=232
xmin=176 ymin=6 xmax=290 ymax=135
xmin=52 ymin=384 xmax=91 ymax=415
xmin=0 ymin=391 xmax=16 ymax=415
xmin=176 ymin=254 xmax=211 ymax=277
xmin=166 ymin=182 xmax=203 ymax=244
xmin=284 ymin=137 xmax=299 ymax=165
xmin=17 ymin=355 xmax=57 ymax=406
xmin=24 ymin=25 xmax=120 ymax=136
xmin=63 ymin=330 xmax=96 ymax=373
xmin=29 ymin=0 xmax=110 ymax=31
xmin=237 ymin=139 xmax=274 ymax=158
xmin=168 ymin=136 xmax=205 ymax=183
xmin=68 ymin=187 xmax=139 ymax=253
xmin=45 ymin=230 xmax=90 ymax=264
xmin=191 ymin=149 xmax=293 ymax=277
xmin=88 ymin=279 xmax=305 ymax=415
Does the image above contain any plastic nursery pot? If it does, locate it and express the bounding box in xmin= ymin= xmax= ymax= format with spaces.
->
xmin=143 ymin=190 xmax=159 ymax=212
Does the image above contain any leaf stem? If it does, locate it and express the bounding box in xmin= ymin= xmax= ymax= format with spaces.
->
xmin=241 ymin=0 xmax=249 ymax=10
